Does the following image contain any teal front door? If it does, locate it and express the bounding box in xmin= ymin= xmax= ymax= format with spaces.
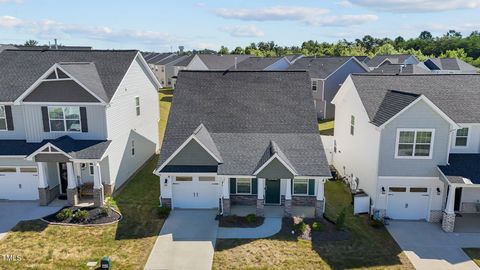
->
xmin=265 ymin=179 xmax=281 ymax=204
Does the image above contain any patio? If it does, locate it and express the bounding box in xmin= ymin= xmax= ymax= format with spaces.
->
xmin=230 ymin=205 xmax=316 ymax=218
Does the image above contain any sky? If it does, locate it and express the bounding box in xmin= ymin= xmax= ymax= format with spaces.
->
xmin=1 ymin=0 xmax=480 ymax=52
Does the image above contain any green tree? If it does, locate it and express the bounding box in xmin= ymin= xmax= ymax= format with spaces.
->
xmin=419 ymin=31 xmax=433 ymax=40
xmin=218 ymin=46 xmax=229 ymax=55
xmin=24 ymin=39 xmax=38 ymax=46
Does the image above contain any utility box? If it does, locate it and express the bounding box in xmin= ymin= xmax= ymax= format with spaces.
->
xmin=352 ymin=190 xmax=370 ymax=215
xmin=100 ymin=256 xmax=111 ymax=269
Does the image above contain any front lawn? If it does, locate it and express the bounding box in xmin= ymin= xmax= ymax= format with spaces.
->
xmin=318 ymin=120 xmax=334 ymax=135
xmin=158 ymin=88 xmax=172 ymax=149
xmin=464 ymin=248 xmax=480 ymax=266
xmin=213 ymin=181 xmax=413 ymax=270
xmin=0 ymin=157 xmax=164 ymax=270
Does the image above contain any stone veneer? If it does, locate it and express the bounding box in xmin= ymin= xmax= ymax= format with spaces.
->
xmin=315 ymin=200 xmax=324 ymax=218
xmin=292 ymin=196 xmax=316 ymax=206
xmin=442 ymin=212 xmax=455 ymax=232
xmin=429 ymin=210 xmax=443 ymax=223
xmin=222 ymin=198 xmax=231 ymax=215
xmin=284 ymin=200 xmax=292 ymax=217
xmin=67 ymin=188 xmax=79 ymax=206
xmin=93 ymin=187 xmax=104 ymax=207
xmin=161 ymin=198 xmax=172 ymax=208
xmin=230 ymin=195 xmax=257 ymax=205
xmin=38 ymin=185 xmax=60 ymax=206
xmin=256 ymin=199 xmax=264 ymax=216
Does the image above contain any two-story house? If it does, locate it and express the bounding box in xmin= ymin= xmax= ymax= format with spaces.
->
xmin=0 ymin=49 xmax=161 ymax=207
xmin=424 ymin=58 xmax=478 ymax=74
xmin=288 ymin=56 xmax=369 ymax=120
xmin=366 ymin=54 xmax=420 ymax=71
xmin=332 ymin=73 xmax=480 ymax=232
xmin=234 ymin=57 xmax=291 ymax=70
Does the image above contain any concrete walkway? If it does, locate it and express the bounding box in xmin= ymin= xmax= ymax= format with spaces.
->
xmin=0 ymin=200 xmax=64 ymax=241
xmin=387 ymin=221 xmax=480 ymax=270
xmin=144 ymin=210 xmax=218 ymax=270
xmin=217 ymin=217 xmax=282 ymax=239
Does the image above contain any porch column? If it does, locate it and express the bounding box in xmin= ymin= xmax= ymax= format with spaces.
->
xmin=315 ymin=178 xmax=325 ymax=218
xmin=284 ymin=179 xmax=292 ymax=217
xmin=221 ymin=177 xmax=230 ymax=215
xmin=66 ymin=162 xmax=78 ymax=206
xmin=256 ymin=178 xmax=265 ymax=216
xmin=442 ymin=184 xmax=456 ymax=232
xmin=92 ymin=161 xmax=104 ymax=207
xmin=37 ymin=162 xmax=50 ymax=206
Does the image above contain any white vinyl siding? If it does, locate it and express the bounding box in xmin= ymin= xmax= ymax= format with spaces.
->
xmin=395 ymin=129 xmax=434 ymax=159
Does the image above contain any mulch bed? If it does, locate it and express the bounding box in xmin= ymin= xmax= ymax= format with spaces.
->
xmin=280 ymin=217 xmax=351 ymax=242
xmin=219 ymin=215 xmax=265 ymax=228
xmin=43 ymin=206 xmax=121 ymax=225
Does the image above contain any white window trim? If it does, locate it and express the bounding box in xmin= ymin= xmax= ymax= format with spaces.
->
xmin=236 ymin=178 xmax=252 ymax=195
xmin=0 ymin=105 xmax=6 ymax=131
xmin=292 ymin=179 xmax=310 ymax=196
xmin=394 ymin=128 xmax=435 ymax=159
xmin=47 ymin=106 xmax=82 ymax=133
xmin=453 ymin=127 xmax=470 ymax=148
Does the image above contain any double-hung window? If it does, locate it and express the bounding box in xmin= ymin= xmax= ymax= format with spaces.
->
xmin=135 ymin=96 xmax=140 ymax=116
xmin=0 ymin=105 xmax=6 ymax=131
xmin=312 ymin=80 xmax=318 ymax=91
xmin=350 ymin=115 xmax=355 ymax=135
xmin=48 ymin=106 xmax=81 ymax=132
xmin=236 ymin=178 xmax=251 ymax=194
xmin=293 ymin=179 xmax=309 ymax=195
xmin=88 ymin=163 xmax=95 ymax=175
xmin=396 ymin=129 xmax=434 ymax=158
xmin=455 ymin=128 xmax=469 ymax=147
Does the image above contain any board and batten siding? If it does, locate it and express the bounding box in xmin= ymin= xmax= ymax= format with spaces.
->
xmin=23 ymin=104 xmax=107 ymax=143
xmin=378 ymin=100 xmax=451 ymax=176
xmin=105 ymin=56 xmax=160 ymax=189
xmin=0 ymin=105 xmax=27 ymax=140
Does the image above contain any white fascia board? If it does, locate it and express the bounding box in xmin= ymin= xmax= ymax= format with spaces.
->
xmin=136 ymin=52 xmax=163 ymax=89
xmin=25 ymin=142 xmax=73 ymax=161
xmin=253 ymin=153 xmax=298 ymax=176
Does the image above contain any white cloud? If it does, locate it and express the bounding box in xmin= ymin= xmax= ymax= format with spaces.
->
xmin=220 ymin=25 xmax=265 ymax=37
xmin=347 ymin=0 xmax=480 ymax=12
xmin=0 ymin=15 xmax=23 ymax=28
xmin=213 ymin=6 xmax=377 ymax=26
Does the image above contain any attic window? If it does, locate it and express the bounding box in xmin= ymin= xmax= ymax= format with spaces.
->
xmin=44 ymin=67 xmax=70 ymax=81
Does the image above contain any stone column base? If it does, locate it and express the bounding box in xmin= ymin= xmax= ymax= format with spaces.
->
xmin=161 ymin=198 xmax=172 ymax=209
xmin=221 ymin=198 xmax=230 ymax=215
xmin=256 ymin=199 xmax=264 ymax=217
xmin=38 ymin=187 xmax=51 ymax=206
xmin=428 ymin=210 xmax=443 ymax=223
xmin=315 ymin=200 xmax=324 ymax=218
xmin=103 ymin=184 xmax=114 ymax=196
xmin=93 ymin=186 xmax=104 ymax=207
xmin=284 ymin=199 xmax=292 ymax=217
xmin=67 ymin=188 xmax=79 ymax=206
xmin=442 ymin=212 xmax=455 ymax=232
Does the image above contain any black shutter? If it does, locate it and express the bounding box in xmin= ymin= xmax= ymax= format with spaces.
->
xmin=252 ymin=178 xmax=258 ymax=194
xmin=4 ymin=106 xmax=14 ymax=131
xmin=308 ymin=179 xmax=315 ymax=195
xmin=41 ymin=106 xmax=50 ymax=132
xmin=80 ymin=107 xmax=88 ymax=132
xmin=229 ymin=178 xmax=236 ymax=194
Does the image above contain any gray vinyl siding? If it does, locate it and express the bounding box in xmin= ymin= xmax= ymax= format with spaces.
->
xmin=378 ymin=100 xmax=450 ymax=176
xmin=0 ymin=105 xmax=26 ymax=140
xmin=257 ymin=159 xmax=294 ymax=179
xmin=23 ymin=104 xmax=107 ymax=142
xmin=168 ymin=140 xmax=217 ymax=166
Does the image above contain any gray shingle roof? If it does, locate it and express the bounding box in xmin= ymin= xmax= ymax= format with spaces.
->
xmin=142 ymin=52 xmax=174 ymax=64
xmin=153 ymin=54 xmax=185 ymax=65
xmin=367 ymin=54 xmax=416 ymax=68
xmin=425 ymin=58 xmax=478 ymax=72
xmin=371 ymin=63 xmax=431 ymax=74
xmin=0 ymin=49 xmax=138 ymax=102
xmin=438 ymin=154 xmax=480 ymax=184
xmin=254 ymin=140 xmax=298 ymax=174
xmin=234 ymin=57 xmax=283 ymax=70
xmin=351 ymin=74 xmax=480 ymax=126
xmin=159 ymin=70 xmax=330 ymax=176
xmin=196 ymin=54 xmax=251 ymax=70
xmin=287 ymin=56 xmax=354 ymax=79
xmin=173 ymin=55 xmax=195 ymax=67
xmin=58 ymin=62 xmax=108 ymax=102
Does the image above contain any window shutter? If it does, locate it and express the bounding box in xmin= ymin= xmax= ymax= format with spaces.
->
xmin=229 ymin=178 xmax=236 ymax=194
xmin=308 ymin=179 xmax=315 ymax=195
xmin=80 ymin=107 xmax=88 ymax=132
xmin=252 ymin=178 xmax=258 ymax=195
xmin=4 ymin=106 xmax=14 ymax=131
xmin=41 ymin=106 xmax=50 ymax=132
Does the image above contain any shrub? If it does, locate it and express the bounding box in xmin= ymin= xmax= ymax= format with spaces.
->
xmin=56 ymin=208 xmax=73 ymax=221
xmin=73 ymin=210 xmax=90 ymax=222
xmin=101 ymin=197 xmax=117 ymax=217
xmin=295 ymin=221 xmax=307 ymax=233
xmin=245 ymin=214 xmax=257 ymax=223
xmin=336 ymin=208 xmax=347 ymax=231
xmin=312 ymin=221 xmax=325 ymax=232
xmin=157 ymin=206 xmax=171 ymax=218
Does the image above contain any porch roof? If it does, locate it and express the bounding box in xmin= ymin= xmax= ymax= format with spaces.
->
xmin=438 ymin=154 xmax=480 ymax=185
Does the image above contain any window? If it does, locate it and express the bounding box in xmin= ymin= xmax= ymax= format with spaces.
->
xmin=176 ymin=176 xmax=192 ymax=181
xmin=410 ymin=187 xmax=428 ymax=193
xmin=135 ymin=96 xmax=141 ymax=116
xmin=88 ymin=163 xmax=94 ymax=175
xmin=48 ymin=106 xmax=81 ymax=132
xmin=312 ymin=80 xmax=318 ymax=91
xmin=389 ymin=187 xmax=407 ymax=192
xmin=350 ymin=115 xmax=355 ymax=135
xmin=293 ymin=179 xmax=309 ymax=195
xmin=455 ymin=128 xmax=469 ymax=147
xmin=396 ymin=129 xmax=434 ymax=158
xmin=236 ymin=178 xmax=251 ymax=194
xmin=199 ymin=176 xmax=215 ymax=181
xmin=20 ymin=167 xmax=38 ymax=173
xmin=161 ymin=67 xmax=164 ymax=72
xmin=131 ymin=140 xmax=135 ymax=156
xmin=0 ymin=105 xmax=6 ymax=131
xmin=0 ymin=167 xmax=16 ymax=173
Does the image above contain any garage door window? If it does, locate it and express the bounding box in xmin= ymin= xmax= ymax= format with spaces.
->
xmin=410 ymin=187 xmax=428 ymax=193
xmin=176 ymin=176 xmax=192 ymax=182
xmin=20 ymin=167 xmax=38 ymax=173
xmin=389 ymin=187 xmax=407 ymax=192
xmin=0 ymin=167 xmax=16 ymax=173
xmin=199 ymin=177 xmax=215 ymax=181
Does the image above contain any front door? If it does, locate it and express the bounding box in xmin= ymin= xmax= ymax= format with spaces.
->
xmin=58 ymin=163 xmax=68 ymax=194
xmin=454 ymin=187 xmax=463 ymax=212
xmin=265 ymin=179 xmax=280 ymax=205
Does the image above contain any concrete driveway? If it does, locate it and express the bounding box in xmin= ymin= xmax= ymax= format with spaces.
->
xmin=0 ymin=201 xmax=64 ymax=241
xmin=387 ymin=221 xmax=480 ymax=270
xmin=145 ymin=209 xmax=218 ymax=270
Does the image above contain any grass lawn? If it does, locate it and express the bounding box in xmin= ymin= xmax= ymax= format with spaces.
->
xmin=0 ymin=157 xmax=164 ymax=270
xmin=213 ymin=181 xmax=413 ymax=270
xmin=319 ymin=120 xmax=334 ymax=136
xmin=464 ymin=248 xmax=480 ymax=266
xmin=158 ymin=88 xmax=173 ymax=149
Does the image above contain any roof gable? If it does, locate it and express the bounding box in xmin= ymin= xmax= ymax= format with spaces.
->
xmin=287 ymin=56 xmax=356 ymax=79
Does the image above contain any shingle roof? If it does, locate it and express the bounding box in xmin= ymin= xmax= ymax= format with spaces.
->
xmin=58 ymin=62 xmax=108 ymax=102
xmin=367 ymin=54 xmax=416 ymax=68
xmin=234 ymin=57 xmax=283 ymax=70
xmin=173 ymin=55 xmax=195 ymax=67
xmin=350 ymin=74 xmax=480 ymax=126
xmin=0 ymin=49 xmax=138 ymax=102
xmin=285 ymin=54 xmax=304 ymax=63
xmin=371 ymin=63 xmax=431 ymax=74
xmin=142 ymin=52 xmax=174 ymax=64
xmin=354 ymin=56 xmax=370 ymax=63
xmin=287 ymin=56 xmax=354 ymax=79
xmin=438 ymin=154 xmax=480 ymax=184
xmin=425 ymin=58 xmax=478 ymax=72
xmin=254 ymin=140 xmax=297 ymax=174
xmin=158 ymin=70 xmax=330 ymax=176
xmin=153 ymin=54 xmax=186 ymax=65
xmin=196 ymin=54 xmax=251 ymax=70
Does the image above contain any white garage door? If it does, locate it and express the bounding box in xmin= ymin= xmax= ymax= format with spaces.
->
xmin=0 ymin=167 xmax=39 ymax=200
xmin=386 ymin=187 xmax=430 ymax=220
xmin=172 ymin=176 xmax=219 ymax=209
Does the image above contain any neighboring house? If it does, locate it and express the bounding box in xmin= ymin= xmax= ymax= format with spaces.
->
xmin=234 ymin=57 xmax=290 ymax=70
xmin=288 ymin=56 xmax=369 ymax=119
xmin=0 ymin=49 xmax=161 ymax=207
xmin=371 ymin=63 xmax=431 ymax=74
xmin=155 ymin=71 xmax=331 ymax=217
xmin=171 ymin=55 xmax=196 ymax=87
xmin=366 ymin=54 xmax=419 ymax=70
xmin=332 ymin=73 xmax=480 ymax=232
xmin=151 ymin=55 xmax=189 ymax=88
xmin=187 ymin=54 xmax=251 ymax=70
xmin=424 ymin=58 xmax=478 ymax=74
xmin=141 ymin=52 xmax=176 ymax=85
